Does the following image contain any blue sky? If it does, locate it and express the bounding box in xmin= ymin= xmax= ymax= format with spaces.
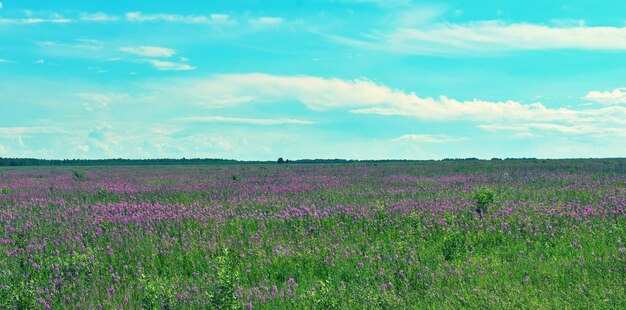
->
xmin=1 ymin=0 xmax=625 ymax=160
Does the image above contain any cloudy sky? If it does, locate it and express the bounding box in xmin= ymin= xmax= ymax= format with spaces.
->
xmin=1 ymin=0 xmax=625 ymax=160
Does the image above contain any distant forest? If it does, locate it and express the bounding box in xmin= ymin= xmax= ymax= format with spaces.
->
xmin=0 ymin=157 xmax=559 ymax=167
xmin=0 ymin=157 xmax=362 ymax=166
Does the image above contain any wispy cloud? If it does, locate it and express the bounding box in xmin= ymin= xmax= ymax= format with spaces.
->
xmin=155 ymin=73 xmax=626 ymax=135
xmin=584 ymin=88 xmax=626 ymax=105
xmin=37 ymin=39 xmax=102 ymax=51
xmin=125 ymin=12 xmax=231 ymax=24
xmin=478 ymin=123 xmax=626 ymax=136
xmin=393 ymin=134 xmax=466 ymax=143
xmin=0 ymin=9 xmax=291 ymax=32
xmin=332 ymin=0 xmax=411 ymax=7
xmin=119 ymin=46 xmax=176 ymax=57
xmin=166 ymin=73 xmax=403 ymax=111
xmin=335 ymin=21 xmax=626 ymax=55
xmin=80 ymin=12 xmax=118 ymax=22
xmin=0 ymin=17 xmax=72 ymax=25
xmin=251 ymin=17 xmax=283 ymax=25
xmin=0 ymin=127 xmax=78 ymax=137
xmin=37 ymin=39 xmax=194 ymax=71
xmin=146 ymin=60 xmax=195 ymax=71
xmin=210 ymin=14 xmax=230 ymax=23
xmin=176 ymin=116 xmax=314 ymax=125
xmin=4 ymin=10 xmax=233 ymax=25
xmin=76 ymin=92 xmax=130 ymax=111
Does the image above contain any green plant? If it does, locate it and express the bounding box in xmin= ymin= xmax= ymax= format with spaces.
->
xmin=472 ymin=188 xmax=496 ymax=217
xmin=442 ymin=232 xmax=467 ymax=261
xmin=0 ymin=280 xmax=37 ymax=309
xmin=139 ymin=275 xmax=174 ymax=309
xmin=209 ymin=249 xmax=240 ymax=310
xmin=73 ymin=170 xmax=86 ymax=181
xmin=311 ymin=278 xmax=339 ymax=309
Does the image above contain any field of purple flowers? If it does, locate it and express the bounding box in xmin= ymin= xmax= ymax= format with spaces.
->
xmin=1 ymin=160 xmax=625 ymax=309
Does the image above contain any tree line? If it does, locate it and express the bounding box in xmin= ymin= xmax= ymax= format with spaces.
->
xmin=0 ymin=157 xmax=356 ymax=167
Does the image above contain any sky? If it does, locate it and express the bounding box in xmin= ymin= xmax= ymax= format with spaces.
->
xmin=1 ymin=0 xmax=625 ymax=160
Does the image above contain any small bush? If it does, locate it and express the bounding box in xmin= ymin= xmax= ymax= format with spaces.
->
xmin=210 ymin=249 xmax=240 ymax=310
xmin=310 ymin=278 xmax=340 ymax=309
xmin=139 ymin=275 xmax=174 ymax=309
xmin=472 ymin=188 xmax=496 ymax=216
xmin=442 ymin=232 xmax=466 ymax=261
xmin=73 ymin=170 xmax=86 ymax=181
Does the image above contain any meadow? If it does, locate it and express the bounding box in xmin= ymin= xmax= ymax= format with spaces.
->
xmin=0 ymin=159 xmax=624 ymax=309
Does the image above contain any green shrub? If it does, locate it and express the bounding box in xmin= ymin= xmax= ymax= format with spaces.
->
xmin=73 ymin=170 xmax=86 ymax=181
xmin=442 ymin=232 xmax=466 ymax=261
xmin=139 ymin=275 xmax=175 ymax=309
xmin=209 ymin=249 xmax=240 ymax=310
xmin=472 ymin=188 xmax=496 ymax=216
xmin=310 ymin=278 xmax=340 ymax=309
xmin=0 ymin=280 xmax=37 ymax=309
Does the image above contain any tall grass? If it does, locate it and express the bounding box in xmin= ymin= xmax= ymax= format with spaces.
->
xmin=0 ymin=160 xmax=624 ymax=308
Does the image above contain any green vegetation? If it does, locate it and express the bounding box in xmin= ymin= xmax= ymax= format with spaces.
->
xmin=0 ymin=160 xmax=624 ymax=308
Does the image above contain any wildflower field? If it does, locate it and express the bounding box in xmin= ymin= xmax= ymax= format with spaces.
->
xmin=0 ymin=159 xmax=625 ymax=309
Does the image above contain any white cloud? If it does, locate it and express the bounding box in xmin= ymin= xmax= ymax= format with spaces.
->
xmin=0 ymin=58 xmax=14 ymax=63
xmin=0 ymin=2 xmax=3 ymax=10
xmin=161 ymin=73 xmax=626 ymax=123
xmin=583 ymin=88 xmax=626 ymax=105
xmin=125 ymin=12 xmax=230 ymax=24
xmin=76 ymin=92 xmax=129 ymax=103
xmin=334 ymin=0 xmax=411 ymax=6
xmin=127 ymin=12 xmax=199 ymax=23
xmin=76 ymin=92 xmax=129 ymax=110
xmin=119 ymin=46 xmax=176 ymax=57
xmin=0 ymin=145 xmax=5 ymax=154
xmin=34 ymin=59 xmax=45 ymax=64
xmin=251 ymin=17 xmax=283 ymax=25
xmin=176 ymin=116 xmax=314 ymax=125
xmin=393 ymin=134 xmax=466 ymax=143
xmin=478 ymin=123 xmax=626 ymax=136
xmin=199 ymin=96 xmax=258 ymax=107
xmin=210 ymin=14 xmax=230 ymax=23
xmin=146 ymin=60 xmax=196 ymax=71
xmin=150 ymin=126 xmax=182 ymax=135
xmin=0 ymin=10 xmax=233 ymax=25
xmin=515 ymin=132 xmax=535 ymax=138
xmin=0 ymin=16 xmax=72 ymax=25
xmin=77 ymin=145 xmax=90 ymax=152
xmin=0 ymin=127 xmax=78 ymax=137
xmin=336 ymin=21 xmax=626 ymax=54
xmin=80 ymin=12 xmax=118 ymax=22
xmin=168 ymin=73 xmax=403 ymax=111
xmin=153 ymin=74 xmax=626 ymax=139
xmin=37 ymin=39 xmax=102 ymax=52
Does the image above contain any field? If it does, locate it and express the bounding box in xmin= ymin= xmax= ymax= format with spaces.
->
xmin=0 ymin=160 xmax=625 ymax=309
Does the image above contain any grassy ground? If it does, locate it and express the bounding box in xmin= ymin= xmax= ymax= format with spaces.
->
xmin=0 ymin=159 xmax=624 ymax=308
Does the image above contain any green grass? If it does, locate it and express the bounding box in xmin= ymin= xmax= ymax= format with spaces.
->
xmin=0 ymin=161 xmax=625 ymax=308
